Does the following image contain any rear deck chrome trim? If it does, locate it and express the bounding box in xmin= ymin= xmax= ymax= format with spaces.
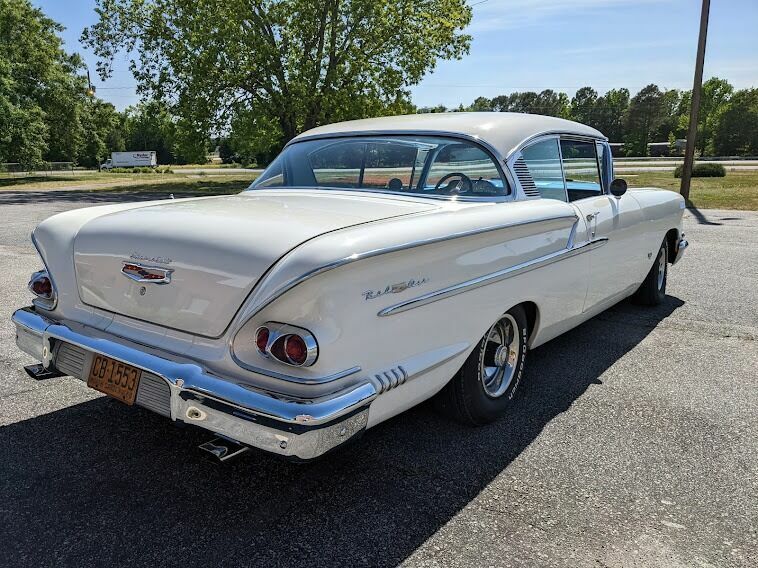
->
xmin=378 ymin=237 xmax=609 ymax=317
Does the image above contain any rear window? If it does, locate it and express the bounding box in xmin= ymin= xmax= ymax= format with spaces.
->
xmin=250 ymin=135 xmax=509 ymax=198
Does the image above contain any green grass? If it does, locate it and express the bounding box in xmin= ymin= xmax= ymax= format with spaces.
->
xmin=0 ymin=172 xmax=259 ymax=194
xmin=624 ymin=170 xmax=758 ymax=211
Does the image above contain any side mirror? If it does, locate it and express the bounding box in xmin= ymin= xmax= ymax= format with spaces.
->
xmin=610 ymin=178 xmax=627 ymax=198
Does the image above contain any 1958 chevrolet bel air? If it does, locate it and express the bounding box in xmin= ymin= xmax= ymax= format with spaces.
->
xmin=13 ymin=113 xmax=688 ymax=461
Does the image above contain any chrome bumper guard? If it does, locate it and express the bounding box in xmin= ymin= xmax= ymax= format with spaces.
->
xmin=672 ymin=236 xmax=689 ymax=265
xmin=12 ymin=307 xmax=376 ymax=460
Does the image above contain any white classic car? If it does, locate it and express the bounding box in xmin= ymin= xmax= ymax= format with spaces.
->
xmin=13 ymin=113 xmax=688 ymax=461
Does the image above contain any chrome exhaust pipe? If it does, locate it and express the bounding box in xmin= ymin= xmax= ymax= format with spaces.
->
xmin=198 ymin=437 xmax=250 ymax=463
xmin=24 ymin=363 xmax=64 ymax=380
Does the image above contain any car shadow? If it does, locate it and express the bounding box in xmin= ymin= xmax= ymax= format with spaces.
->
xmin=0 ymin=296 xmax=683 ymax=567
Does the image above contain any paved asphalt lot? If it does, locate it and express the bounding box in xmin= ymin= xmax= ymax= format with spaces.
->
xmin=0 ymin=189 xmax=756 ymax=568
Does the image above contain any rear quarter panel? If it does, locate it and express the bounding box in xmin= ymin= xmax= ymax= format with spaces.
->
xmin=233 ymin=200 xmax=588 ymax=426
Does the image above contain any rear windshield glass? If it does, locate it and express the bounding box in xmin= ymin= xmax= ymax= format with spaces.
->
xmin=248 ymin=135 xmax=509 ymax=198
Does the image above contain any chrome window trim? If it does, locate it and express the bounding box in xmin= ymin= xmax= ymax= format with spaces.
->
xmin=506 ymin=130 xmax=608 ymax=160
xmin=377 ymin=236 xmax=609 ymax=317
xmin=276 ymin=131 xmax=517 ymax=202
xmin=240 ymin=214 xmax=579 ymax=322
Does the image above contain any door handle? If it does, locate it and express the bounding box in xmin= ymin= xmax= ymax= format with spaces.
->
xmin=586 ymin=211 xmax=600 ymax=222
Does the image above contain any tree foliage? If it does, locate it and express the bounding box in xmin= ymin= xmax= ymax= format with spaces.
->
xmin=82 ymin=0 xmax=472 ymax=160
xmin=0 ymin=0 xmax=86 ymax=166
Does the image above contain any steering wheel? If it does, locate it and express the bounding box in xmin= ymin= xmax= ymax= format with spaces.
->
xmin=433 ymin=172 xmax=473 ymax=194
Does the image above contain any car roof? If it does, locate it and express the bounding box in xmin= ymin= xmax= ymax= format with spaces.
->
xmin=289 ymin=112 xmax=606 ymax=158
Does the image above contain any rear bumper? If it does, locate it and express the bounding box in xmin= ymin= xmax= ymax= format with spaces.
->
xmin=672 ymin=236 xmax=689 ymax=265
xmin=12 ymin=307 xmax=376 ymax=460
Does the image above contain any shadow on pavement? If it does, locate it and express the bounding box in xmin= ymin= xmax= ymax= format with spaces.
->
xmin=0 ymin=296 xmax=683 ymax=567
xmin=686 ymin=203 xmax=722 ymax=225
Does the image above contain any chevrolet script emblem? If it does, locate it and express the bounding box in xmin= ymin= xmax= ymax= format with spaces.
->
xmin=121 ymin=261 xmax=173 ymax=284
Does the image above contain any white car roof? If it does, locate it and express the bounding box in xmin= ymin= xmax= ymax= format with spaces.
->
xmin=290 ymin=112 xmax=606 ymax=158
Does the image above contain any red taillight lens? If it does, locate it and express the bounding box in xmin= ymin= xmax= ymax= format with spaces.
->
xmin=30 ymin=273 xmax=53 ymax=299
xmin=31 ymin=277 xmax=52 ymax=297
xmin=255 ymin=327 xmax=269 ymax=354
xmin=284 ymin=334 xmax=307 ymax=366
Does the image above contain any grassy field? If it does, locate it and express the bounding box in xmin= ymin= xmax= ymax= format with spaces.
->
xmin=2 ymin=168 xmax=756 ymax=210
xmin=0 ymin=172 xmax=259 ymax=195
xmin=625 ymin=170 xmax=758 ymax=211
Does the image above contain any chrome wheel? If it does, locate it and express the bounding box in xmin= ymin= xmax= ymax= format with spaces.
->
xmin=480 ymin=314 xmax=520 ymax=398
xmin=657 ymin=245 xmax=667 ymax=290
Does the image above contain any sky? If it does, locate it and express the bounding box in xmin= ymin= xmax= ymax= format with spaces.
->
xmin=34 ymin=0 xmax=758 ymax=111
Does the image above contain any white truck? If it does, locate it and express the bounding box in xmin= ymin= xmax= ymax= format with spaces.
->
xmin=100 ymin=151 xmax=157 ymax=170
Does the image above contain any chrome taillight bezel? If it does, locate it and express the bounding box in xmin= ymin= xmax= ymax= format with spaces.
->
xmin=254 ymin=322 xmax=318 ymax=367
xmin=29 ymin=234 xmax=57 ymax=310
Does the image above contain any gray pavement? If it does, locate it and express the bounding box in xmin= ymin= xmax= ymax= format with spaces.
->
xmin=0 ymin=191 xmax=756 ymax=567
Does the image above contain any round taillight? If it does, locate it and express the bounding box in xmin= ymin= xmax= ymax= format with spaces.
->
xmin=31 ymin=276 xmax=52 ymax=298
xmin=284 ymin=334 xmax=307 ymax=366
xmin=255 ymin=327 xmax=269 ymax=354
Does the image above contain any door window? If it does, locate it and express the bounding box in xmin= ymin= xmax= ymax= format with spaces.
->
xmin=520 ymin=139 xmax=566 ymax=201
xmin=560 ymin=139 xmax=603 ymax=202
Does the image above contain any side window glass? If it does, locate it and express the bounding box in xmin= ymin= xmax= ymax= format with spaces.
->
xmin=520 ymin=139 xmax=566 ymax=201
xmin=560 ymin=139 xmax=602 ymax=202
xmin=254 ymin=154 xmax=285 ymax=187
xmin=308 ymin=142 xmax=363 ymax=187
xmin=424 ymin=142 xmax=507 ymax=196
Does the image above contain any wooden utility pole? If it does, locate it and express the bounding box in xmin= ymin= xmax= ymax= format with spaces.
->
xmin=680 ymin=0 xmax=711 ymax=201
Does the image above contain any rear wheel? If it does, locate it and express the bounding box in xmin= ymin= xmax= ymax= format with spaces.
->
xmin=437 ymin=305 xmax=528 ymax=425
xmin=634 ymin=240 xmax=668 ymax=306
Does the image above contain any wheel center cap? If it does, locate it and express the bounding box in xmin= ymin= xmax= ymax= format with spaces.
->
xmin=494 ymin=345 xmax=509 ymax=367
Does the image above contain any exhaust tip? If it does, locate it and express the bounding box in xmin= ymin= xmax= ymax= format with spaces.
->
xmin=198 ymin=437 xmax=250 ymax=463
xmin=24 ymin=364 xmax=64 ymax=381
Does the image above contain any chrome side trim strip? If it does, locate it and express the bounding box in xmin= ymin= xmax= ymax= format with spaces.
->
xmin=246 ymin=214 xmax=578 ymax=319
xmin=378 ymin=237 xmax=609 ymax=317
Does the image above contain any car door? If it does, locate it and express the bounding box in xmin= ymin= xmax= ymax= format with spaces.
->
xmin=560 ymin=139 xmax=645 ymax=311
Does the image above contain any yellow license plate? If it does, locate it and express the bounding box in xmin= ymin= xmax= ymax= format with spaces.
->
xmin=87 ymin=355 xmax=142 ymax=405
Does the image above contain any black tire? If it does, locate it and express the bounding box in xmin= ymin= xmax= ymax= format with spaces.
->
xmin=634 ymin=239 xmax=668 ymax=306
xmin=436 ymin=305 xmax=528 ymax=425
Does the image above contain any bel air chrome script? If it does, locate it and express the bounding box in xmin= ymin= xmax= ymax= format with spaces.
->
xmin=362 ymin=278 xmax=429 ymax=301
xmin=130 ymin=252 xmax=172 ymax=265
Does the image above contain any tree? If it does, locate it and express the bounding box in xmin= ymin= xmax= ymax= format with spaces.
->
xmin=78 ymin=100 xmax=126 ymax=167
xmin=711 ymin=88 xmax=758 ymax=156
xmin=651 ymin=89 xmax=682 ymax=143
xmin=0 ymin=0 xmax=88 ymax=166
xmin=468 ymin=96 xmax=493 ymax=112
xmin=623 ymin=84 xmax=666 ymax=156
xmin=594 ymin=88 xmax=630 ymax=142
xmin=82 ymin=0 xmax=472 ymax=154
xmin=569 ymin=87 xmax=598 ymax=125
xmin=698 ymin=77 xmax=733 ymax=155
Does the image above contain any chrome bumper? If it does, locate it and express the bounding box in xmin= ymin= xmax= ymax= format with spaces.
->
xmin=12 ymin=307 xmax=376 ymax=460
xmin=672 ymin=236 xmax=689 ymax=265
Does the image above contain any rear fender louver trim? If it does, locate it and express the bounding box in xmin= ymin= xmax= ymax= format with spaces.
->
xmin=513 ymin=156 xmax=540 ymax=198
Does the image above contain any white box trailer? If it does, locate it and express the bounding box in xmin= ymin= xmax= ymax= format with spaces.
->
xmin=101 ymin=151 xmax=157 ymax=170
